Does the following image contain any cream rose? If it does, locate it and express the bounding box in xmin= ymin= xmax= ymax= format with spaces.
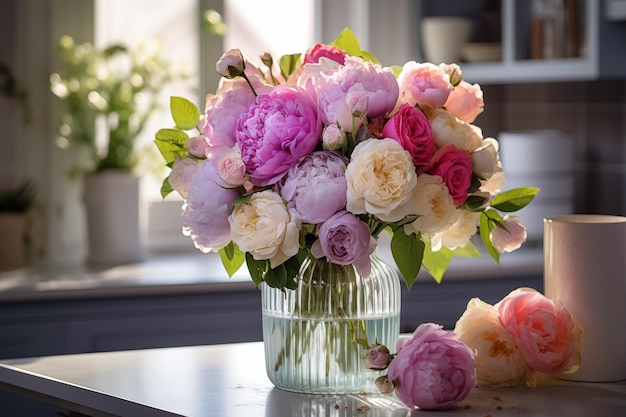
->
xmin=454 ymin=297 xmax=527 ymax=387
xmin=472 ymin=137 xmax=502 ymax=180
xmin=229 ymin=190 xmax=300 ymax=268
xmin=480 ymin=171 xmax=506 ymax=196
xmin=430 ymin=108 xmax=483 ymax=153
xmin=404 ymin=174 xmax=458 ymax=238
xmin=431 ymin=209 xmax=480 ymax=251
xmin=346 ymin=138 xmax=417 ymax=222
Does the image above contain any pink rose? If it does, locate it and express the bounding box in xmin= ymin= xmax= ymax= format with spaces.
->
xmin=186 ymin=135 xmax=209 ymax=158
xmin=490 ymin=214 xmax=527 ymax=253
xmin=426 ymin=144 xmax=473 ymax=205
xmin=363 ymin=344 xmax=392 ymax=370
xmin=497 ymin=288 xmax=582 ymax=384
xmin=387 ymin=323 xmax=476 ymax=410
xmin=214 ymin=146 xmax=246 ymax=187
xmin=303 ymin=43 xmax=347 ymax=65
xmin=168 ymin=157 xmax=202 ymax=199
xmin=382 ymin=103 xmax=435 ymax=166
xmin=215 ymin=48 xmax=245 ymax=78
xmin=310 ymin=210 xmax=376 ymax=277
xmin=397 ymin=61 xmax=452 ymax=111
xmin=235 ymin=86 xmax=322 ymax=186
xmin=444 ymin=80 xmax=484 ymax=123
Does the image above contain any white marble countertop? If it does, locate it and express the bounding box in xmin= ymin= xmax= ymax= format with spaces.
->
xmin=0 ymin=341 xmax=624 ymax=417
xmin=0 ymin=238 xmax=544 ymax=303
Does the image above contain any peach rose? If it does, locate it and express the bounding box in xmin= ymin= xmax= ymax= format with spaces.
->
xmin=397 ymin=61 xmax=452 ymax=111
xmin=455 ymin=297 xmax=527 ymax=387
xmin=496 ymin=288 xmax=582 ymax=385
xmin=429 ymin=108 xmax=483 ymax=153
xmin=444 ymin=80 xmax=484 ymax=123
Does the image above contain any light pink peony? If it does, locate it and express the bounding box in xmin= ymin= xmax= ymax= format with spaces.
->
xmin=490 ymin=214 xmax=527 ymax=253
xmin=496 ymin=288 xmax=582 ymax=384
xmin=426 ymin=144 xmax=473 ymax=205
xmin=315 ymin=56 xmax=399 ymax=128
xmin=444 ymin=80 xmax=484 ymax=123
xmin=382 ymin=103 xmax=435 ymax=166
xmin=235 ymin=86 xmax=322 ymax=186
xmin=387 ymin=323 xmax=476 ymax=410
xmin=182 ymin=161 xmax=240 ymax=251
xmin=397 ymin=61 xmax=452 ymax=111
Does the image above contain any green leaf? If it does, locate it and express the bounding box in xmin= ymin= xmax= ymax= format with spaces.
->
xmin=422 ymin=242 xmax=452 ymax=284
xmin=453 ymin=241 xmax=482 ymax=258
xmin=491 ymin=187 xmax=540 ymax=212
xmin=391 ymin=229 xmax=424 ymax=290
xmin=154 ymin=128 xmax=188 ymax=164
xmin=480 ymin=210 xmax=500 ymax=263
xmin=279 ymin=53 xmax=301 ymax=80
xmin=219 ymin=242 xmax=245 ymax=277
xmin=246 ymin=253 xmax=268 ymax=287
xmin=263 ymin=264 xmax=288 ymax=290
xmin=160 ymin=176 xmax=174 ymax=199
xmin=329 ymin=27 xmax=380 ymax=64
xmin=232 ymin=193 xmax=253 ymax=206
xmin=170 ymin=96 xmax=200 ymax=130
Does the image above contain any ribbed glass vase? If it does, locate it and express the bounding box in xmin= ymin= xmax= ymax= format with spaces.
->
xmin=261 ymin=254 xmax=401 ymax=394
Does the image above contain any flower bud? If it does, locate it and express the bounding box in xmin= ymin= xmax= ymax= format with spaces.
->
xmin=322 ymin=124 xmax=345 ymax=151
xmin=439 ymin=63 xmax=463 ymax=86
xmin=216 ymin=49 xmax=245 ymax=78
xmin=375 ymin=375 xmax=395 ymax=394
xmin=490 ymin=214 xmax=527 ymax=253
xmin=363 ymin=344 xmax=392 ymax=370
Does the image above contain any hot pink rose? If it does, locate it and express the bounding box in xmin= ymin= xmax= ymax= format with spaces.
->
xmin=382 ymin=103 xmax=435 ymax=166
xmin=426 ymin=144 xmax=473 ymax=205
xmin=497 ymin=288 xmax=582 ymax=383
xmin=397 ymin=61 xmax=452 ymax=111
xmin=235 ymin=86 xmax=322 ymax=186
xmin=444 ymin=80 xmax=484 ymax=123
xmin=303 ymin=43 xmax=347 ymax=65
xmin=387 ymin=323 xmax=476 ymax=410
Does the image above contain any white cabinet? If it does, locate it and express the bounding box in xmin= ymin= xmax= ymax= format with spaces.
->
xmin=417 ymin=0 xmax=626 ymax=84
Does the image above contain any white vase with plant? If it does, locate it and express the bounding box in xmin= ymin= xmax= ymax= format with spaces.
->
xmin=50 ymin=35 xmax=183 ymax=265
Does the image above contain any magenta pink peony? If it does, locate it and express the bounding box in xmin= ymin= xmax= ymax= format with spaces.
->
xmin=386 ymin=323 xmax=476 ymax=410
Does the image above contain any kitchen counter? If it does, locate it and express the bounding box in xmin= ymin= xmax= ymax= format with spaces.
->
xmin=1 ymin=340 xmax=624 ymax=417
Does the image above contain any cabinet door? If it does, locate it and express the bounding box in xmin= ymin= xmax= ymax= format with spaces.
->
xmin=0 ymin=323 xmax=66 ymax=359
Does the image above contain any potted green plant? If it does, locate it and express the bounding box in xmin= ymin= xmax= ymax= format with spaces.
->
xmin=50 ymin=35 xmax=183 ymax=265
xmin=0 ymin=181 xmax=36 ymax=271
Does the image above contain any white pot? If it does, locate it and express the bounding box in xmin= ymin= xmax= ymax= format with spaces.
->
xmin=421 ymin=17 xmax=474 ymax=64
xmin=83 ymin=171 xmax=145 ymax=265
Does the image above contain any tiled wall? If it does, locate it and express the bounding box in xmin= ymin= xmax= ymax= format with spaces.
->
xmin=478 ymin=81 xmax=626 ymax=215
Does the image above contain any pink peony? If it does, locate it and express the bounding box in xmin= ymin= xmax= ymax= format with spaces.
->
xmin=310 ymin=210 xmax=376 ymax=277
xmin=182 ymin=161 xmax=240 ymax=251
xmin=397 ymin=61 xmax=452 ymax=111
xmin=235 ymin=86 xmax=322 ymax=186
xmin=490 ymin=214 xmax=527 ymax=253
xmin=382 ymin=103 xmax=435 ymax=166
xmin=496 ymin=288 xmax=582 ymax=384
xmin=387 ymin=323 xmax=476 ymax=410
xmin=426 ymin=144 xmax=473 ymax=205
xmin=277 ymin=151 xmax=347 ymax=224
xmin=303 ymin=43 xmax=347 ymax=65
xmin=444 ymin=80 xmax=484 ymax=123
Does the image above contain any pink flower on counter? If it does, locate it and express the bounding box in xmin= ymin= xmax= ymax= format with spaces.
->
xmin=303 ymin=43 xmax=347 ymax=65
xmin=235 ymin=86 xmax=322 ymax=186
xmin=426 ymin=144 xmax=473 ymax=205
xmin=497 ymin=288 xmax=582 ymax=385
xmin=397 ymin=61 xmax=452 ymax=111
xmin=382 ymin=103 xmax=435 ymax=166
xmin=490 ymin=214 xmax=527 ymax=253
xmin=444 ymin=80 xmax=484 ymax=123
xmin=386 ymin=323 xmax=476 ymax=410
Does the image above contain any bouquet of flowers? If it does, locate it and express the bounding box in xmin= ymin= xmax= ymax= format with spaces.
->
xmin=154 ymin=28 xmax=538 ymax=290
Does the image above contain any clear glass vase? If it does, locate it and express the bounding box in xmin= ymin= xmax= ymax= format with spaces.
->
xmin=261 ymin=254 xmax=401 ymax=394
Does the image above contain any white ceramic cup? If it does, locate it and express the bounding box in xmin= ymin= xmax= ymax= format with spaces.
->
xmin=421 ymin=17 xmax=473 ymax=64
xmin=544 ymin=214 xmax=626 ymax=382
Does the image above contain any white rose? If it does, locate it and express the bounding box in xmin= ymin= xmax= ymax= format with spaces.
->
xmin=229 ymin=190 xmax=300 ymax=268
xmin=454 ymin=297 xmax=527 ymax=387
xmin=430 ymin=108 xmax=483 ymax=152
xmin=431 ymin=209 xmax=480 ymax=251
xmin=404 ymin=174 xmax=458 ymax=238
xmin=472 ymin=137 xmax=502 ymax=180
xmin=346 ymin=138 xmax=417 ymax=222
xmin=168 ymin=158 xmax=202 ymax=199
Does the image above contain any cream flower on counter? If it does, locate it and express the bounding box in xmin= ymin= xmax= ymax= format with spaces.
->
xmin=454 ymin=297 xmax=527 ymax=387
